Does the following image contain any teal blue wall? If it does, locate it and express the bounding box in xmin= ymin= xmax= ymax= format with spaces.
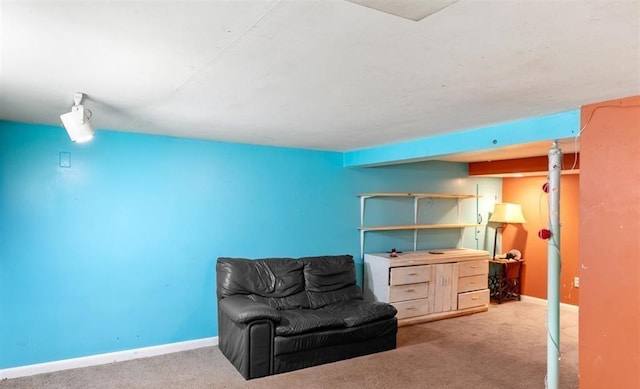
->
xmin=0 ymin=121 xmax=499 ymax=369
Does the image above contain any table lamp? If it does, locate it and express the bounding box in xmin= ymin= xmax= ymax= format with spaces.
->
xmin=488 ymin=203 xmax=526 ymax=259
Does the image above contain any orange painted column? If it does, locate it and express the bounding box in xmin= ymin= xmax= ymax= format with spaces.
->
xmin=579 ymin=96 xmax=640 ymax=388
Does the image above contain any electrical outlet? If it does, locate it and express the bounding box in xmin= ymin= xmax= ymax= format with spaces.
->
xmin=574 ymin=277 xmax=579 ymax=288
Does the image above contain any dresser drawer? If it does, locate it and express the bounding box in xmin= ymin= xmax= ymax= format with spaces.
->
xmin=390 ymin=265 xmax=431 ymax=285
xmin=458 ymin=260 xmax=488 ymax=277
xmin=458 ymin=289 xmax=490 ymax=309
xmin=458 ymin=274 xmax=488 ymax=293
xmin=393 ymin=298 xmax=430 ymax=319
xmin=389 ymin=282 xmax=429 ymax=302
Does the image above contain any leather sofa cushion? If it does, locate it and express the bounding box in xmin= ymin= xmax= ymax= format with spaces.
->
xmin=275 ymin=309 xmax=344 ymax=336
xmin=274 ymin=299 xmax=397 ymax=336
xmin=248 ymin=291 xmax=310 ymax=310
xmin=300 ymin=255 xmax=356 ymax=293
xmin=318 ymin=300 xmax=398 ymax=327
xmin=217 ymin=257 xmax=304 ymax=299
xmin=274 ymin=317 xmax=397 ymax=356
xmin=300 ymin=255 xmax=358 ymax=308
xmin=306 ymin=285 xmax=362 ymax=309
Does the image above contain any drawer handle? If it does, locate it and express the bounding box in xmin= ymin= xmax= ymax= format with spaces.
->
xmin=405 ymin=307 xmax=415 ymax=310
xmin=470 ymin=265 xmax=479 ymax=268
xmin=408 ymin=272 xmax=418 ymax=276
xmin=406 ymin=288 xmax=415 ymax=292
xmin=471 ymin=296 xmax=479 ymax=300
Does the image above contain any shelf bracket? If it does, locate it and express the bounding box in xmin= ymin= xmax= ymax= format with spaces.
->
xmin=457 ymin=197 xmax=463 ymax=248
xmin=360 ymin=195 xmax=373 ymax=259
xmin=360 ymin=195 xmax=373 ymax=226
xmin=413 ymin=196 xmax=429 ymax=251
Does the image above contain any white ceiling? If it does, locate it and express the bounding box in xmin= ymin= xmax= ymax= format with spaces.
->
xmin=1 ymin=0 xmax=638 ymax=161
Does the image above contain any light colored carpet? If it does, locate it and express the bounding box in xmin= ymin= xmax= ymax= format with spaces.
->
xmin=1 ymin=300 xmax=578 ymax=389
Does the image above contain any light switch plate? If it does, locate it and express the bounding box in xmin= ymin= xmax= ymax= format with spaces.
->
xmin=59 ymin=152 xmax=71 ymax=168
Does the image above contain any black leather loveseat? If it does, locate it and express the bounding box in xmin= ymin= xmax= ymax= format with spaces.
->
xmin=216 ymin=255 xmax=397 ymax=379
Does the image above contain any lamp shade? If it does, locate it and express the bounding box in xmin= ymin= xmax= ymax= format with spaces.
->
xmin=489 ymin=203 xmax=526 ymax=224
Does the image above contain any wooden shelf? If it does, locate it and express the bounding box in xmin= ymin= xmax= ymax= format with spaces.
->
xmin=357 ymin=192 xmax=482 ymax=258
xmin=357 ymin=193 xmax=479 ymax=199
xmin=358 ymin=223 xmax=480 ymax=231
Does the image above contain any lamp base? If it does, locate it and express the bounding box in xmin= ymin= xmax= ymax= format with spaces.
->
xmin=492 ymin=226 xmax=504 ymax=260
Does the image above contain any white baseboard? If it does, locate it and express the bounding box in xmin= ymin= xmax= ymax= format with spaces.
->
xmin=520 ymin=295 xmax=579 ymax=312
xmin=0 ymin=336 xmax=218 ymax=380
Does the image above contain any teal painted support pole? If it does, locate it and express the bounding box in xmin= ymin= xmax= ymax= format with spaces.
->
xmin=546 ymin=141 xmax=562 ymax=388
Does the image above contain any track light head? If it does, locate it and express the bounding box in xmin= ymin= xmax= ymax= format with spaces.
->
xmin=60 ymin=92 xmax=94 ymax=143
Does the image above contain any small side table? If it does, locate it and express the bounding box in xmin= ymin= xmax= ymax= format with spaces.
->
xmin=489 ymin=259 xmax=524 ymax=304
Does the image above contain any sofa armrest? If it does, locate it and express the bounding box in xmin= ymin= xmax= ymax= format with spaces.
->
xmin=219 ymin=295 xmax=281 ymax=324
xmin=218 ymin=295 xmax=277 ymax=379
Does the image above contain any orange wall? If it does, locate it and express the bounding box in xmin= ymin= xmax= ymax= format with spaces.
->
xmin=579 ymin=96 xmax=640 ymax=388
xmin=470 ymin=155 xmax=579 ymax=176
xmin=502 ymin=174 xmax=580 ymax=305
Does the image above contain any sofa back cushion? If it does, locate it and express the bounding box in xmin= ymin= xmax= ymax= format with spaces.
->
xmin=217 ymin=258 xmax=305 ymax=302
xmin=247 ymin=291 xmax=310 ymax=310
xmin=300 ymin=255 xmax=361 ymax=308
xmin=306 ymin=285 xmax=363 ymax=309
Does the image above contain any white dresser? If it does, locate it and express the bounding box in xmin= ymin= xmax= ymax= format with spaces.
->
xmin=364 ymin=248 xmax=490 ymax=326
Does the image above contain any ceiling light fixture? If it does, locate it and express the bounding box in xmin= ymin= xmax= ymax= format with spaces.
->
xmin=60 ymin=92 xmax=95 ymax=143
